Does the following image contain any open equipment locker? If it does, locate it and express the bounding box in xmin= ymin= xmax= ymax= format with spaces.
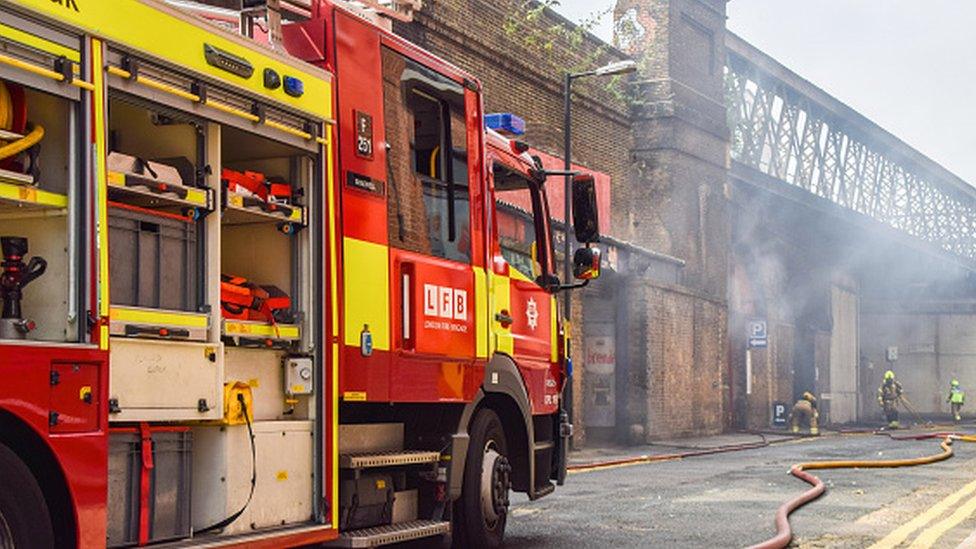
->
xmin=100 ymin=27 xmax=330 ymax=540
xmin=0 ymin=31 xmax=88 ymax=345
xmin=106 ymin=95 xmax=212 ymax=331
xmin=0 ymin=0 xmax=340 ymax=546
xmin=220 ymin=124 xmax=313 ymax=353
xmin=105 ymin=87 xmax=222 ymax=423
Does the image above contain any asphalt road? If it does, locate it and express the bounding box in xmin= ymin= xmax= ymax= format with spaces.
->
xmin=503 ymin=428 xmax=976 ymax=548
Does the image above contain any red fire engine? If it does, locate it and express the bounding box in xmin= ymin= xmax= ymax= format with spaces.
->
xmin=0 ymin=0 xmax=601 ymax=547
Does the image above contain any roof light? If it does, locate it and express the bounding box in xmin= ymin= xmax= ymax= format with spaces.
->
xmin=485 ymin=112 xmax=525 ymax=136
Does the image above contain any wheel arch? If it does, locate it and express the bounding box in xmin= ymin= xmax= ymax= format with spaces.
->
xmin=453 ymin=354 xmax=534 ymax=498
xmin=479 ymin=392 xmax=531 ymax=494
xmin=0 ymin=408 xmax=77 ymax=548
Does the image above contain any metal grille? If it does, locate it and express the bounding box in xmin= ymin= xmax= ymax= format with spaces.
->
xmin=725 ymin=38 xmax=976 ymax=264
xmin=337 ymin=520 xmax=450 ymax=548
xmin=339 ymin=450 xmax=441 ymax=469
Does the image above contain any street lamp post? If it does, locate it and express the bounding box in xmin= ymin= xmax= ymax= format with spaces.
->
xmin=561 ymin=59 xmax=636 ymax=431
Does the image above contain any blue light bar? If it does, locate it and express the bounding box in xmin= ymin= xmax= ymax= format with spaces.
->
xmin=485 ymin=112 xmax=526 ymax=136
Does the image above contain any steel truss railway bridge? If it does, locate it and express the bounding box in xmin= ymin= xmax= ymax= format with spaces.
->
xmin=725 ymin=33 xmax=976 ymax=270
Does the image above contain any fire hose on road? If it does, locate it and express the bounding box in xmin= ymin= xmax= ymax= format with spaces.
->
xmin=562 ymin=427 xmax=974 ymax=547
xmin=566 ymin=432 xmax=804 ymax=474
xmin=748 ymin=432 xmax=976 ymax=549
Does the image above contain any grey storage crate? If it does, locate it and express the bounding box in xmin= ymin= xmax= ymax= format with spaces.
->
xmin=107 ymin=428 xmax=192 ymax=547
xmin=108 ymin=206 xmax=199 ymax=311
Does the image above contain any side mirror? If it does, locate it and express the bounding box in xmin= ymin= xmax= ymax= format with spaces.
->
xmin=573 ymin=247 xmax=601 ymax=281
xmin=572 ymin=174 xmax=600 ymax=244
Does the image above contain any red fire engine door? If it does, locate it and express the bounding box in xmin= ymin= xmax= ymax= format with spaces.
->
xmin=493 ymin=167 xmax=560 ymax=415
xmin=382 ymin=46 xmax=479 ymax=402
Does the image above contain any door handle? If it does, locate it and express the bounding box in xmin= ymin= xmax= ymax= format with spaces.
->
xmin=124 ymin=324 xmax=190 ymax=339
xmin=495 ymin=310 xmax=513 ymax=328
xmin=400 ymin=263 xmax=415 ymax=350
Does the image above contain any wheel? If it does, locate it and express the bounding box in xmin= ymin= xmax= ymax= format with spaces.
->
xmin=0 ymin=443 xmax=54 ymax=549
xmin=453 ymin=409 xmax=511 ymax=549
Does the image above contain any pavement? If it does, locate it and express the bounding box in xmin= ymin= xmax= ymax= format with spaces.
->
xmin=504 ymin=426 xmax=976 ymax=548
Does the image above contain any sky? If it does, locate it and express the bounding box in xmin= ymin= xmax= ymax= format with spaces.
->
xmin=552 ymin=0 xmax=976 ymax=185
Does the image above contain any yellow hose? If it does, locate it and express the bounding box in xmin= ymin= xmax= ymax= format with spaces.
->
xmin=0 ymin=81 xmax=11 ymax=130
xmin=799 ymin=436 xmax=954 ymax=471
xmin=0 ymin=79 xmax=45 ymax=162
xmin=0 ymin=124 xmax=44 ymax=161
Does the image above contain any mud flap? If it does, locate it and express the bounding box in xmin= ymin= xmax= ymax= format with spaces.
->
xmin=448 ymin=432 xmax=469 ymax=500
xmin=554 ymin=357 xmax=572 ymax=486
xmin=554 ymin=411 xmax=571 ymax=485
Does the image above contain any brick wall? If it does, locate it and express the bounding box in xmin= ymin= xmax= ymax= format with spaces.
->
xmin=617 ymin=0 xmax=731 ymax=440
xmin=645 ymin=285 xmax=726 ymax=438
xmin=623 ymin=0 xmax=730 ymax=298
xmin=615 ymin=277 xmax=728 ymax=441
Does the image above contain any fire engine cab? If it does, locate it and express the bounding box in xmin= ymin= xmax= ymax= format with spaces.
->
xmin=0 ymin=1 xmax=602 ymax=547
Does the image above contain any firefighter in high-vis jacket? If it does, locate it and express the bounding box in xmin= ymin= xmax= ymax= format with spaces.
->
xmin=878 ymin=370 xmax=903 ymax=428
xmin=790 ymin=392 xmax=819 ymax=435
xmin=947 ymin=379 xmax=965 ymax=422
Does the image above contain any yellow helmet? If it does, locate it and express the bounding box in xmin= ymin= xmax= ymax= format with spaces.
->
xmin=952 ymin=379 xmax=960 ymax=387
xmin=884 ymin=370 xmax=895 ymax=381
xmin=803 ymin=391 xmax=816 ymax=402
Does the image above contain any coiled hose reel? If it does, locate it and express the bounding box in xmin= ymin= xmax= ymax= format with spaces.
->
xmin=0 ymin=80 xmax=44 ymax=176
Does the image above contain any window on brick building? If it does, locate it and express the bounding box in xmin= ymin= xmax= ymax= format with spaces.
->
xmin=383 ymin=47 xmax=471 ymax=263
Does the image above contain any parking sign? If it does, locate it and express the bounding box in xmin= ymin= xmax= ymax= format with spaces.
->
xmin=748 ymin=320 xmax=767 ymax=349
xmin=772 ymin=401 xmax=788 ymax=426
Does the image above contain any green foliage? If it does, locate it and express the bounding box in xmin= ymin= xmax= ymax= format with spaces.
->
xmin=500 ymin=0 xmax=637 ymax=108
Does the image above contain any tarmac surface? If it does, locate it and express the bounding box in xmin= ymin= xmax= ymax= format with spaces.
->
xmin=503 ymin=427 xmax=976 ymax=548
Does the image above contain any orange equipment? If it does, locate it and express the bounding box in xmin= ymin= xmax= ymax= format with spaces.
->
xmin=220 ymin=274 xmax=291 ymax=323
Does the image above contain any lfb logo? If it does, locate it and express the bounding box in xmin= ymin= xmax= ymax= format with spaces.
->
xmin=423 ymin=284 xmax=467 ymax=321
xmin=526 ymin=298 xmax=539 ymax=330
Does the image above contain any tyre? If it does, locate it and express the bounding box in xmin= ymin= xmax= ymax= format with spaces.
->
xmin=453 ymin=408 xmax=511 ymax=549
xmin=0 ymin=443 xmax=54 ymax=549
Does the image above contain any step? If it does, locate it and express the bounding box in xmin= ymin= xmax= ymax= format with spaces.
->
xmin=335 ymin=520 xmax=450 ymax=548
xmin=339 ymin=450 xmax=440 ymax=469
